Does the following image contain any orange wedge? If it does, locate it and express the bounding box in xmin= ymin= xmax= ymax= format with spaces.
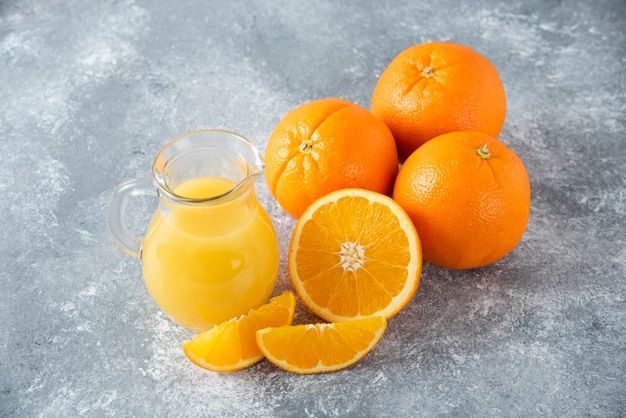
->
xmin=256 ymin=316 xmax=387 ymax=374
xmin=288 ymin=188 xmax=422 ymax=322
xmin=183 ymin=291 xmax=296 ymax=372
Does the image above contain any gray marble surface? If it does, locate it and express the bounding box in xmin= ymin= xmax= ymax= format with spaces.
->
xmin=1 ymin=0 xmax=625 ymax=416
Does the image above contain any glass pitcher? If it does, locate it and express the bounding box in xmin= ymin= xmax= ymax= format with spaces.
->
xmin=106 ymin=130 xmax=280 ymax=332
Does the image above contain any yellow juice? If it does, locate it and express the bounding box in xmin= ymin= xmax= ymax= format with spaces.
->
xmin=141 ymin=176 xmax=279 ymax=332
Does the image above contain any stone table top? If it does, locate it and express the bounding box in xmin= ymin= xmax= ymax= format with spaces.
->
xmin=1 ymin=0 xmax=625 ymax=416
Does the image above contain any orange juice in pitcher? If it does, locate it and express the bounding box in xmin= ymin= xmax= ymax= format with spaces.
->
xmin=107 ymin=130 xmax=280 ymax=332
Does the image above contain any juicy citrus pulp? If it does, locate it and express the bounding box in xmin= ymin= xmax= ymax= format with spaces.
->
xmin=256 ymin=316 xmax=387 ymax=374
xmin=183 ymin=291 xmax=296 ymax=372
xmin=288 ymin=188 xmax=422 ymax=322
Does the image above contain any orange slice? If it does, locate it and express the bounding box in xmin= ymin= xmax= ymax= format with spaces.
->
xmin=288 ymin=188 xmax=422 ymax=322
xmin=183 ymin=291 xmax=296 ymax=372
xmin=256 ymin=316 xmax=387 ymax=374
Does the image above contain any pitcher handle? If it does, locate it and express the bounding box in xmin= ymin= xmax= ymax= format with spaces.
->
xmin=106 ymin=176 xmax=157 ymax=258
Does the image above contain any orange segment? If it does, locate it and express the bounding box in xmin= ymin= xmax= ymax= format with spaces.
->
xmin=183 ymin=291 xmax=296 ymax=372
xmin=256 ymin=316 xmax=387 ymax=374
xmin=288 ymin=188 xmax=422 ymax=322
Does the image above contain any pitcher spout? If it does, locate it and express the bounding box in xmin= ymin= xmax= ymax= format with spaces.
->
xmin=151 ymin=129 xmax=266 ymax=204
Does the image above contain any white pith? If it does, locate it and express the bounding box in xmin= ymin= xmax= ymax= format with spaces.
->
xmin=338 ymin=240 xmax=367 ymax=273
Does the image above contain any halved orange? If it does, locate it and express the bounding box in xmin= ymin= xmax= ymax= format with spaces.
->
xmin=256 ymin=316 xmax=387 ymax=374
xmin=288 ymin=188 xmax=422 ymax=322
xmin=183 ymin=291 xmax=296 ymax=372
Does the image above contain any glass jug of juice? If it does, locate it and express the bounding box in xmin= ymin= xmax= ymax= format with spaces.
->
xmin=106 ymin=130 xmax=280 ymax=332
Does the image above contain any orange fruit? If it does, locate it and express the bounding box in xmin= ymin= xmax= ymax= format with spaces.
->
xmin=264 ymin=98 xmax=399 ymax=218
xmin=392 ymin=131 xmax=531 ymax=270
xmin=256 ymin=316 xmax=387 ymax=374
xmin=288 ymin=188 xmax=422 ymax=322
xmin=182 ymin=291 xmax=296 ymax=372
xmin=371 ymin=42 xmax=507 ymax=159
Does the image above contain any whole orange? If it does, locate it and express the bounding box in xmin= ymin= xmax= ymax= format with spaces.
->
xmin=264 ymin=98 xmax=399 ymax=218
xmin=371 ymin=42 xmax=507 ymax=159
xmin=392 ymin=131 xmax=530 ymax=270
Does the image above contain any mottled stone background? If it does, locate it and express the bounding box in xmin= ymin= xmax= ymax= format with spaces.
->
xmin=1 ymin=0 xmax=624 ymax=416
